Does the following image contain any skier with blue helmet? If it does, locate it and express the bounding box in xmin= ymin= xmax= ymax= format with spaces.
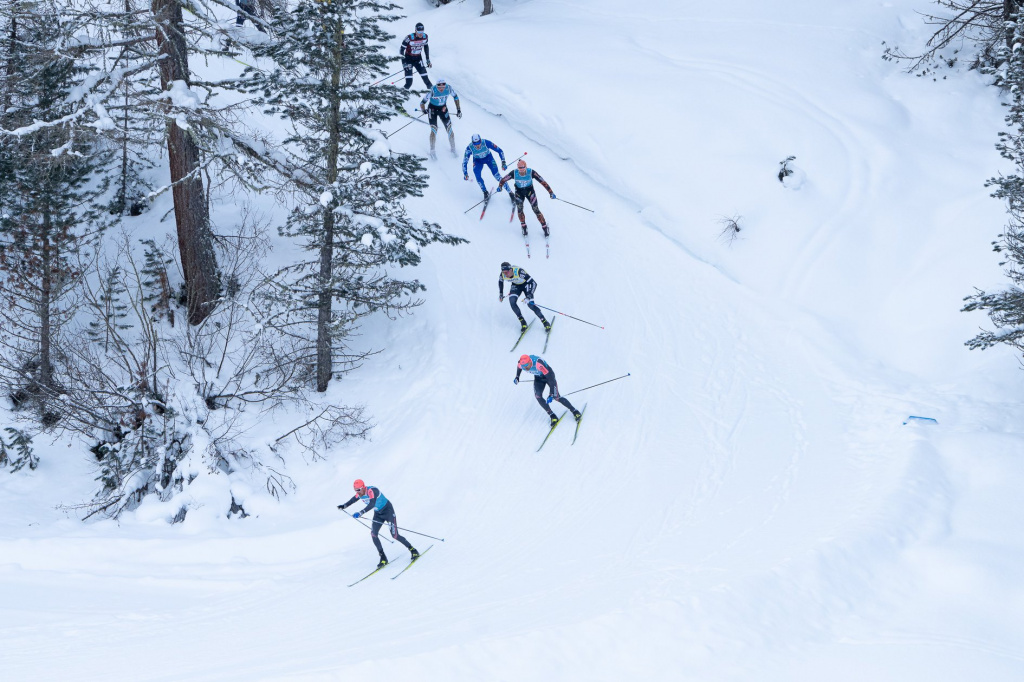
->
xmin=463 ymin=134 xmax=514 ymax=203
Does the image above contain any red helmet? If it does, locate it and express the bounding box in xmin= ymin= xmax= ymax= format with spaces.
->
xmin=353 ymin=479 xmax=365 ymax=491
xmin=518 ymin=354 xmax=532 ymax=368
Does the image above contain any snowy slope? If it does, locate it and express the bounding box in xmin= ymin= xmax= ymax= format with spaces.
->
xmin=2 ymin=1 xmax=1024 ymax=680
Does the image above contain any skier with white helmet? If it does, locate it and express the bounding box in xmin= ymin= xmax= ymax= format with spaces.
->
xmin=464 ymin=134 xmax=514 ymax=202
xmin=419 ymin=77 xmax=461 ymax=159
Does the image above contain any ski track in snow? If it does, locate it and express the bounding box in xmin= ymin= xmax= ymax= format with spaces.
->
xmin=2 ymin=1 xmax=1024 ymax=680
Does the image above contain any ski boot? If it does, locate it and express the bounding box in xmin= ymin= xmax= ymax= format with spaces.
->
xmin=410 ymin=548 xmax=420 ymax=560
xmin=573 ymin=410 xmax=582 ymax=422
xmin=543 ymin=319 xmax=552 ymax=333
xmin=429 ymin=148 xmax=437 ymax=161
xmin=376 ymin=556 xmax=388 ymax=569
xmin=450 ymin=147 xmax=458 ymax=158
xmin=518 ymin=317 xmax=528 ymax=332
xmin=548 ymin=413 xmax=559 ymax=426
xmin=521 ymin=223 xmax=529 ymax=236
xmin=542 ymin=224 xmax=550 ymax=237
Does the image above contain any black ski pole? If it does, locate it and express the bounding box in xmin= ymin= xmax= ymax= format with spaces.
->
xmin=462 ymin=152 xmax=527 ymax=213
xmin=555 ymin=197 xmax=594 ymax=213
xmin=383 ymin=112 xmax=426 ymax=139
xmin=395 ymin=526 xmax=446 ymax=542
xmin=564 ymin=373 xmax=631 ymax=397
xmin=371 ymin=69 xmax=404 ymax=87
xmin=535 ymin=304 xmax=604 ymax=329
xmin=338 ymin=508 xmax=395 ymax=543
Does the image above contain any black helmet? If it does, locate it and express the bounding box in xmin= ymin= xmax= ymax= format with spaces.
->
xmin=501 ymin=262 xmax=512 ymax=271
xmin=415 ymin=22 xmax=425 ymax=32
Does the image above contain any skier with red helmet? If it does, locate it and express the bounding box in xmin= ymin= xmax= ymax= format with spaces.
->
xmin=338 ymin=479 xmax=419 ymax=568
xmin=497 ymin=159 xmax=556 ymax=237
xmin=514 ymin=354 xmax=582 ymax=426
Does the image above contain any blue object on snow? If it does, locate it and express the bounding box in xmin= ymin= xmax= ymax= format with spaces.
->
xmin=902 ymin=415 xmax=938 ymax=425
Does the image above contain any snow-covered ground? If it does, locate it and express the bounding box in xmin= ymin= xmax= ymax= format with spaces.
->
xmin=3 ymin=0 xmax=1024 ymax=679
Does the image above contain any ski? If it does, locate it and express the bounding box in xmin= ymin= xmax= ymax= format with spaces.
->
xmin=545 ymin=232 xmax=550 ymax=259
xmin=390 ymin=544 xmax=434 ymax=580
xmin=479 ymin=191 xmax=492 ymax=220
xmin=537 ymin=411 xmax=568 ymax=452
xmin=571 ymin=403 xmax=588 ymax=445
xmin=542 ymin=316 xmax=556 ymax=352
xmin=510 ymin=319 xmax=534 ymax=352
xmin=524 ymin=230 xmax=531 ymax=259
xmin=348 ymin=562 xmax=391 ymax=587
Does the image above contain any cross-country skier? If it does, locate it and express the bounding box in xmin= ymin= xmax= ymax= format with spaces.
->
xmin=463 ymin=134 xmax=513 ymax=202
xmin=514 ymin=355 xmax=582 ymax=426
xmin=400 ymin=22 xmax=431 ymax=91
xmin=419 ymin=77 xmax=461 ymax=159
xmin=497 ymin=160 xmax=556 ymax=237
xmin=338 ymin=479 xmax=419 ymax=569
xmin=499 ymin=262 xmax=550 ymax=332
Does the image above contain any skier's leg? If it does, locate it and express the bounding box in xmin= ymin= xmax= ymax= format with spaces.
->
xmin=534 ymin=377 xmax=555 ymax=415
xmin=388 ymin=511 xmax=414 ymax=550
xmin=508 ymin=293 xmax=524 ymax=319
xmin=547 ymin=376 xmax=580 ymax=416
xmin=414 ymin=59 xmax=431 ymax=88
xmin=485 ymin=156 xmax=501 ymax=183
xmin=442 ymin=111 xmax=455 ymax=152
xmin=403 ymin=60 xmax=414 ymax=90
xmin=370 ymin=518 xmax=387 ymax=560
xmin=428 ymin=107 xmax=438 ymax=152
xmin=525 ymin=285 xmax=547 ymax=324
xmin=473 ymin=160 xmax=488 ymax=194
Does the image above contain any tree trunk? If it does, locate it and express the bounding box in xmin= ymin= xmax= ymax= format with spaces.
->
xmin=482 ymin=0 xmax=493 ymax=16
xmin=1007 ymin=0 xmax=1019 ymax=53
xmin=38 ymin=211 xmax=53 ymax=395
xmin=315 ymin=18 xmax=345 ymax=392
xmin=152 ymin=0 xmax=219 ymax=325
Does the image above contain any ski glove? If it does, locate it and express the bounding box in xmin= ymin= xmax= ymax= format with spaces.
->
xmin=456 ymin=110 xmax=463 ymax=119
xmin=513 ymin=377 xmax=519 ymax=385
xmin=464 ymin=174 xmax=469 ymax=181
xmin=549 ymin=193 xmax=556 ymax=200
xmin=546 ymin=396 xmax=554 ymax=404
xmin=427 ymin=61 xmax=432 ymax=68
xmin=500 ymin=294 xmax=505 ymax=302
xmin=502 ymin=162 xmax=507 ymax=171
xmin=352 ymin=512 xmax=361 ymax=519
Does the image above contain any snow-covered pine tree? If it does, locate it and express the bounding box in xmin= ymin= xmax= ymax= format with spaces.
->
xmin=963 ymin=8 xmax=1024 ymax=352
xmin=0 ymin=2 xmax=111 ymax=424
xmin=238 ymin=0 xmax=464 ymax=392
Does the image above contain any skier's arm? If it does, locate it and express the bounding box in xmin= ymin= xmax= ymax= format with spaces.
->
xmin=463 ymin=146 xmax=472 ymax=175
xmin=486 ymin=140 xmax=504 ymax=160
xmin=533 ymin=171 xmax=554 ymax=195
xmin=497 ymin=171 xmax=513 ymax=190
xmin=419 ymin=92 xmax=429 ymax=112
xmin=399 ymin=35 xmax=410 ymax=57
xmin=337 ymin=494 xmax=358 ymax=510
xmin=423 ymin=41 xmax=430 ymax=62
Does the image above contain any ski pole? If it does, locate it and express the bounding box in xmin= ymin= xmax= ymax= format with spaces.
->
xmin=371 ymin=69 xmax=404 ymax=86
xmin=462 ymin=152 xmax=528 ymax=213
xmin=383 ymin=112 xmax=426 ymax=139
xmin=338 ymin=508 xmax=395 ymax=543
xmin=394 ymin=526 xmax=446 ymax=542
xmin=534 ymin=304 xmax=604 ymax=329
xmin=555 ymin=197 xmax=594 ymax=213
xmin=564 ymin=373 xmax=631 ymax=397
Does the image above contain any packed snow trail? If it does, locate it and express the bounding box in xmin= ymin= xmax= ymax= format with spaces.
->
xmin=2 ymin=1 xmax=1024 ymax=681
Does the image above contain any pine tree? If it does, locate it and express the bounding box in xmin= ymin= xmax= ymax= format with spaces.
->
xmin=0 ymin=2 xmax=110 ymax=422
xmin=963 ymin=10 xmax=1024 ymax=352
xmin=239 ymin=0 xmax=464 ymax=392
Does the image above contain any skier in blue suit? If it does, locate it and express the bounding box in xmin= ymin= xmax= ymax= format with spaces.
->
xmin=463 ymin=134 xmax=514 ymax=203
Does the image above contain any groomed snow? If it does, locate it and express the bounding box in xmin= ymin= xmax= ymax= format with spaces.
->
xmin=2 ymin=1 xmax=1023 ymax=680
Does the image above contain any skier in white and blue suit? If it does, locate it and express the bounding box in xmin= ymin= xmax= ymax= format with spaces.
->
xmin=463 ymin=134 xmax=514 ymax=202
xmin=419 ymin=77 xmax=461 ymax=158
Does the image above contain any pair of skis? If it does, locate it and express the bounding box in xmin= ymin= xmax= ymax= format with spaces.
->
xmin=348 ymin=544 xmax=434 ymax=587
xmin=536 ymin=403 xmax=587 ymax=452
xmin=509 ymin=317 xmax=555 ymax=353
xmin=509 ymin=204 xmax=550 ymax=259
